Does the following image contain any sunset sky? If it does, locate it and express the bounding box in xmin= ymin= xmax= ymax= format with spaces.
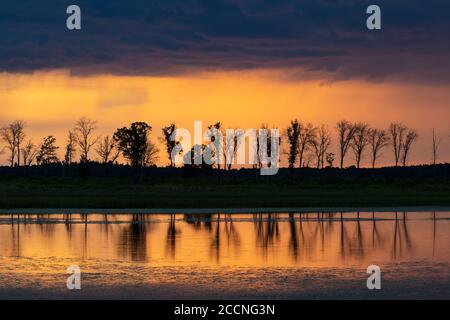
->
xmin=0 ymin=0 xmax=449 ymax=167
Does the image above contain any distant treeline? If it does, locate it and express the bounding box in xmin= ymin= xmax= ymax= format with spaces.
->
xmin=1 ymin=162 xmax=449 ymax=182
xmin=0 ymin=117 xmax=446 ymax=171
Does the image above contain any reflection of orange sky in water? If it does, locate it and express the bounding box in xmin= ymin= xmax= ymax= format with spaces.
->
xmin=0 ymin=212 xmax=448 ymax=268
xmin=0 ymin=70 xmax=449 ymax=167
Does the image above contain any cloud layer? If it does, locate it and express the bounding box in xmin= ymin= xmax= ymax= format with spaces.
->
xmin=0 ymin=0 xmax=449 ymax=82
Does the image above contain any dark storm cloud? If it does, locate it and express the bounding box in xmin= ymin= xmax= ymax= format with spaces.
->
xmin=0 ymin=0 xmax=449 ymax=82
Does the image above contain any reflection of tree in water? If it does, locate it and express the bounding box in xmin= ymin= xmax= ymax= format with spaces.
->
xmin=2 ymin=211 xmax=425 ymax=266
xmin=267 ymin=212 xmax=338 ymax=262
xmin=391 ymin=212 xmax=414 ymax=259
xmin=79 ymin=214 xmax=89 ymax=259
xmin=337 ymin=212 xmax=367 ymax=260
xmin=211 ymin=214 xmax=221 ymax=262
xmin=182 ymin=213 xmax=240 ymax=263
xmin=371 ymin=212 xmax=385 ymax=250
xmin=64 ymin=213 xmax=73 ymax=235
xmin=432 ymin=211 xmax=437 ymax=256
xmin=223 ymin=214 xmax=240 ymax=248
xmin=338 ymin=212 xmax=413 ymax=263
xmin=100 ymin=214 xmax=112 ymax=238
xmin=10 ymin=214 xmax=21 ymax=257
xmin=292 ymin=213 xmax=326 ymax=261
xmin=37 ymin=214 xmax=56 ymax=238
xmin=166 ymin=214 xmax=180 ymax=259
xmin=183 ymin=214 xmax=213 ymax=231
xmin=401 ymin=212 xmax=412 ymax=248
xmin=9 ymin=214 xmax=58 ymax=257
xmin=253 ymin=213 xmax=280 ymax=259
xmin=288 ymin=213 xmax=299 ymax=260
xmin=287 ymin=213 xmax=318 ymax=261
xmin=353 ymin=215 xmax=365 ymax=258
xmin=210 ymin=214 xmax=240 ymax=263
xmin=339 ymin=212 xmax=351 ymax=261
xmin=322 ymin=213 xmax=336 ymax=254
xmin=118 ymin=214 xmax=149 ymax=262
xmin=340 ymin=212 xmax=414 ymax=262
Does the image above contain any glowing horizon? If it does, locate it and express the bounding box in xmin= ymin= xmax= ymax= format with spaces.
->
xmin=0 ymin=69 xmax=449 ymax=168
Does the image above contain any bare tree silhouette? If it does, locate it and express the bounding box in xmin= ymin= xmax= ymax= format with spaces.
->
xmin=351 ymin=123 xmax=370 ymax=168
xmin=0 ymin=124 xmax=17 ymax=166
xmin=311 ymin=124 xmax=332 ymax=169
xmin=224 ymin=128 xmax=243 ymax=170
xmin=10 ymin=120 xmax=26 ymax=166
xmin=431 ymin=128 xmax=442 ymax=165
xmin=368 ymin=128 xmax=390 ymax=168
xmin=336 ymin=120 xmax=356 ymax=168
xmin=74 ymin=117 xmax=98 ymax=162
xmin=389 ymin=123 xmax=407 ymax=167
xmin=298 ymin=122 xmax=316 ymax=168
xmin=21 ymin=139 xmax=38 ymax=167
xmin=95 ymin=135 xmax=120 ymax=164
xmin=401 ymin=129 xmax=418 ymax=167
xmin=143 ymin=138 xmax=159 ymax=167
xmin=64 ymin=130 xmax=77 ymax=165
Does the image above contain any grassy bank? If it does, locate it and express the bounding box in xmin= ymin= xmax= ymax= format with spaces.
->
xmin=0 ymin=175 xmax=449 ymax=209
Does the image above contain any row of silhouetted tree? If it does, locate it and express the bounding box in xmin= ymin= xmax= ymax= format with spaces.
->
xmin=0 ymin=117 xmax=446 ymax=170
xmin=0 ymin=118 xmax=158 ymax=168
xmin=286 ymin=120 xmax=425 ymax=169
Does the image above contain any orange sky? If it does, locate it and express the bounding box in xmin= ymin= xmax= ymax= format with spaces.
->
xmin=0 ymin=70 xmax=449 ymax=167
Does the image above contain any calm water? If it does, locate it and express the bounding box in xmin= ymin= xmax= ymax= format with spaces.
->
xmin=0 ymin=211 xmax=449 ymax=299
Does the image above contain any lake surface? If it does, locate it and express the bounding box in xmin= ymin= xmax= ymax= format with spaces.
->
xmin=0 ymin=211 xmax=449 ymax=299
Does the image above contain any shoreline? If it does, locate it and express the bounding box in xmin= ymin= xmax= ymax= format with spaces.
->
xmin=1 ymin=206 xmax=449 ymax=214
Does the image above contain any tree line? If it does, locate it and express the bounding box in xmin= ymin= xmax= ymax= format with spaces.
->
xmin=286 ymin=120 xmax=425 ymax=169
xmin=0 ymin=118 xmax=158 ymax=168
xmin=0 ymin=117 xmax=445 ymax=170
